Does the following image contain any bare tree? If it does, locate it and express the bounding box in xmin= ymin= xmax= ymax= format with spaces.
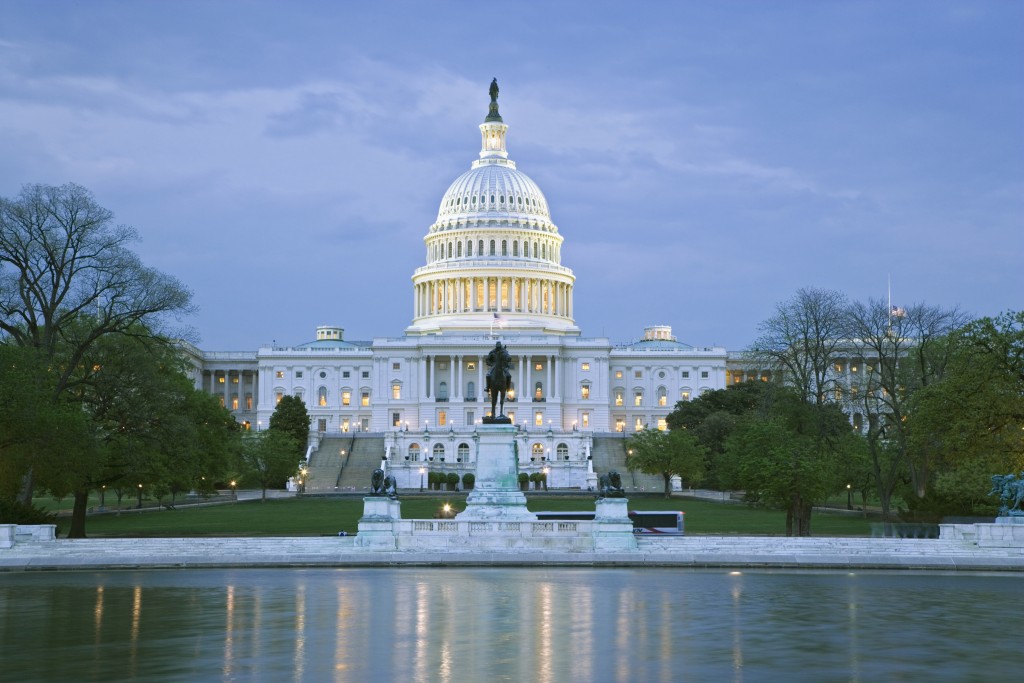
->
xmin=0 ymin=183 xmax=194 ymax=501
xmin=749 ymin=287 xmax=850 ymax=405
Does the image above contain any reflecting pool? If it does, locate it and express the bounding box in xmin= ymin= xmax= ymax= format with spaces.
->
xmin=1 ymin=568 xmax=1020 ymax=682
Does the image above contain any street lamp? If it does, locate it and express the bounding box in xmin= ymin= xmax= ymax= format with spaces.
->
xmin=847 ymin=483 xmax=852 ymax=510
xmin=136 ymin=483 xmax=143 ymax=509
xmin=230 ymin=480 xmax=237 ymax=499
xmin=420 ymin=467 xmax=425 ymax=492
xmin=543 ymin=466 xmax=550 ymax=491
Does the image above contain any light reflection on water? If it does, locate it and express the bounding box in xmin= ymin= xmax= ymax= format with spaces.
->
xmin=0 ymin=568 xmax=1021 ymax=683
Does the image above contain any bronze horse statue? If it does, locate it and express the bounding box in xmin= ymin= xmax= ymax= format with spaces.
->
xmin=485 ymin=341 xmax=512 ymax=423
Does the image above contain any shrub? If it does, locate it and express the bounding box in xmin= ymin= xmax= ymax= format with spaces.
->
xmin=446 ymin=472 xmax=459 ymax=490
xmin=462 ymin=473 xmax=475 ymax=490
xmin=0 ymin=499 xmax=58 ymax=526
xmin=518 ymin=472 xmax=529 ymax=490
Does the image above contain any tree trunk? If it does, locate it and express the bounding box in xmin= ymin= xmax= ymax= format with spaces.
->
xmin=68 ymin=489 xmax=89 ymax=538
xmin=663 ymin=473 xmax=672 ymax=499
xmin=261 ymin=485 xmax=267 ymax=501
xmin=16 ymin=467 xmax=35 ymax=505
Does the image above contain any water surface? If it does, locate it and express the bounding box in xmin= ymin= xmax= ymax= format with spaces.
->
xmin=1 ymin=568 xmax=1020 ymax=682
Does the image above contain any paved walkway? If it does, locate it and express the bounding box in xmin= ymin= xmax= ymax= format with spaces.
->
xmin=2 ymin=535 xmax=1021 ymax=572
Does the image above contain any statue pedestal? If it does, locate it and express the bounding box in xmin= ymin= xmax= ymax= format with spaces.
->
xmin=355 ymin=497 xmax=402 ymax=549
xmin=457 ymin=425 xmax=536 ymax=521
xmin=593 ymin=498 xmax=638 ymax=551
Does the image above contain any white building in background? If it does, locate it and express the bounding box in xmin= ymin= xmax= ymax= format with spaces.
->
xmin=184 ymin=84 xmax=728 ymax=485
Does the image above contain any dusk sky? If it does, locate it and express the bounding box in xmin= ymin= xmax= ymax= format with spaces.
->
xmin=2 ymin=1 xmax=1021 ymax=351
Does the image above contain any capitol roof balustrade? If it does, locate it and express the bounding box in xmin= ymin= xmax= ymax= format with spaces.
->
xmin=414 ymin=260 xmax=574 ymax=276
xmin=200 ymin=351 xmax=258 ymax=361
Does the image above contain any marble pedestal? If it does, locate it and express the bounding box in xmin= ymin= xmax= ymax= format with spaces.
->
xmin=355 ymin=497 xmax=402 ymax=549
xmin=457 ymin=425 xmax=536 ymax=521
xmin=592 ymin=497 xmax=638 ymax=550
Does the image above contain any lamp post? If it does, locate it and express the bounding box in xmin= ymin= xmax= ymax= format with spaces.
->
xmin=230 ymin=480 xmax=237 ymax=500
xmin=543 ymin=466 xmax=550 ymax=491
xmin=846 ymin=483 xmax=852 ymax=510
xmin=136 ymin=483 xmax=143 ymax=509
xmin=420 ymin=467 xmax=425 ymax=492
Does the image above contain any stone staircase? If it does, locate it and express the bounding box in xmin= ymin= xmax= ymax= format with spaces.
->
xmin=305 ymin=436 xmax=354 ymax=492
xmin=336 ymin=434 xmax=386 ymax=492
xmin=590 ymin=434 xmax=664 ymax=492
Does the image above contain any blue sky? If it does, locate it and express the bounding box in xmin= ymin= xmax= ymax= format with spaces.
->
xmin=1 ymin=1 xmax=1021 ymax=351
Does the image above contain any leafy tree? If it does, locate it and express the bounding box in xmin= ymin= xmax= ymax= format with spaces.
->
xmin=238 ymin=431 xmax=301 ymax=501
xmin=0 ymin=183 xmax=193 ymax=502
xmin=269 ymin=394 xmax=311 ymax=460
xmin=54 ymin=334 xmax=239 ymax=537
xmin=721 ymin=386 xmax=858 ymax=535
xmin=907 ymin=311 xmax=1024 ymax=513
xmin=666 ymin=381 xmax=771 ymax=488
xmin=626 ymin=428 xmax=707 ymax=498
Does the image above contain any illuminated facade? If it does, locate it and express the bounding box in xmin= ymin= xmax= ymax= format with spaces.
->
xmin=184 ymin=85 xmax=728 ymax=484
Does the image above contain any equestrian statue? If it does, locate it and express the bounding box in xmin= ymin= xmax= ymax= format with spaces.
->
xmin=484 ymin=341 xmax=513 ymax=423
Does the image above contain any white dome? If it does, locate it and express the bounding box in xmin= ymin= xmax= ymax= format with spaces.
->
xmin=436 ymin=162 xmax=551 ymax=222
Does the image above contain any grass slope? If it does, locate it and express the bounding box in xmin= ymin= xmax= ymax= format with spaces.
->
xmin=79 ymin=495 xmax=873 ymax=538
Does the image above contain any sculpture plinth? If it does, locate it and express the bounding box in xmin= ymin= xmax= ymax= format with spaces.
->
xmin=457 ymin=424 xmax=536 ymax=520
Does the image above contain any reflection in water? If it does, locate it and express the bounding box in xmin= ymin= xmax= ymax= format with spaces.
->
xmin=0 ymin=568 xmax=1021 ymax=682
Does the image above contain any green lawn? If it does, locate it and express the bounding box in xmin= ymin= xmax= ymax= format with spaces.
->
xmin=75 ymin=494 xmax=873 ymax=538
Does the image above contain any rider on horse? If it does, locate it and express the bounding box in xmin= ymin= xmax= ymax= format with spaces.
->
xmin=485 ymin=341 xmax=512 ymax=419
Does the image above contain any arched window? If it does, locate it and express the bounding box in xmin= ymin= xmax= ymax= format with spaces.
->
xmin=657 ymin=386 xmax=667 ymax=407
xmin=467 ymin=380 xmax=476 ymax=400
xmin=432 ymin=443 xmax=445 ymax=460
xmin=467 ymin=241 xmax=473 ymax=256
xmin=408 ymin=443 xmax=421 ymax=461
xmin=614 ymin=388 xmax=624 ymax=407
xmin=524 ymin=242 xmax=530 ymax=258
xmin=501 ymin=240 xmax=507 ymax=256
xmin=318 ymin=386 xmax=328 ymax=407
xmin=531 ymin=443 xmax=545 ymax=459
xmin=438 ymin=381 xmax=448 ymax=400
xmin=556 ymin=443 xmax=569 ymax=460
xmin=489 ymin=240 xmax=495 ymax=256
xmin=535 ymin=381 xmax=543 ymax=400
xmin=457 ymin=242 xmax=462 ymax=257
xmin=513 ymin=241 xmax=519 ymax=256
xmin=447 ymin=242 xmax=452 ymax=258
xmin=634 ymin=389 xmax=644 ymax=406
xmin=478 ymin=240 xmax=484 ymax=256
xmin=542 ymin=243 xmax=547 ymax=260
xmin=457 ymin=443 xmax=470 ymax=461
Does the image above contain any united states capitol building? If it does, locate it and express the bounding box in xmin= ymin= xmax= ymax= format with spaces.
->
xmin=182 ymin=83 xmax=755 ymax=490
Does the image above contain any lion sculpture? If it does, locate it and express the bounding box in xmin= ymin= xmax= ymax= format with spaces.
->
xmin=598 ymin=471 xmax=625 ymax=499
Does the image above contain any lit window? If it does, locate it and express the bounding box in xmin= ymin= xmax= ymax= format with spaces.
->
xmin=361 ymin=391 xmax=370 ymax=407
xmin=438 ymin=411 xmax=447 ymax=427
xmin=218 ymin=376 xmax=226 ymax=384
xmin=231 ymin=397 xmax=238 ymax=410
xmin=275 ymin=392 xmax=283 ymax=404
xmin=657 ymin=418 xmax=667 ymax=431
xmin=535 ymin=362 xmax=544 ymax=371
xmin=341 ymin=418 xmax=350 ymax=433
xmin=246 ymin=395 xmax=253 ymax=410
xmin=532 ymin=443 xmax=544 ymax=458
xmin=506 ymin=411 xmax=515 ymax=424
xmin=232 ymin=376 xmax=239 ymax=384
xmin=535 ymin=411 xmax=543 ymax=427
xmin=615 ymin=370 xmax=623 ymax=379
xmin=615 ymin=418 xmax=625 ymax=433
xmin=392 ymin=383 xmax=401 ymax=400
xmin=680 ymin=391 xmax=691 ymax=401
xmin=634 ymin=417 xmax=644 ymax=431
xmin=467 ymin=361 xmax=476 ymax=370
xmin=219 ymin=396 xmax=225 ymax=408
xmin=582 ymin=412 xmax=590 ymax=428
xmin=318 ymin=387 xmax=327 ymax=407
xmin=275 ymin=371 xmax=284 ymax=379
xmin=614 ymin=390 xmax=623 ymax=407
xmin=634 ymin=390 xmax=643 ymax=407
xmin=392 ymin=412 xmax=401 ymax=427
xmin=581 ymin=362 xmax=590 ymax=371
xmin=535 ymin=382 xmax=543 ymax=400
xmin=581 ymin=385 xmax=590 ymax=400
xmin=342 ymin=391 xmax=351 ymax=406
xmin=658 ymin=387 xmax=667 ymax=407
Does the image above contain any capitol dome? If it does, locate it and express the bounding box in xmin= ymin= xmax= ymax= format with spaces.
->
xmin=407 ymin=81 xmax=578 ymax=337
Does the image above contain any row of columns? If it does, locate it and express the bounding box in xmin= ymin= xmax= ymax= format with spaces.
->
xmin=204 ymin=370 xmax=257 ymax=412
xmin=418 ymin=353 xmax=561 ymax=401
xmin=414 ymin=276 xmax=573 ymax=319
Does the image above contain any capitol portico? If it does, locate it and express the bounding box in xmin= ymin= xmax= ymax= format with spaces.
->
xmin=182 ymin=82 xmax=729 ymax=490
